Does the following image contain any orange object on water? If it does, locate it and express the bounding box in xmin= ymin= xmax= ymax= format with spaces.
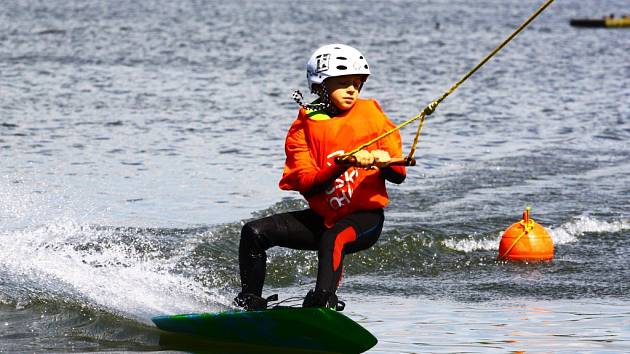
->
xmin=498 ymin=207 xmax=554 ymax=261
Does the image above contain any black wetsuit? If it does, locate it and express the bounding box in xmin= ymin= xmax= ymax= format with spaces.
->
xmin=238 ymin=167 xmax=404 ymax=298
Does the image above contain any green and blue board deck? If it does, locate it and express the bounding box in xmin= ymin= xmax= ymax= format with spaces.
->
xmin=152 ymin=307 xmax=377 ymax=353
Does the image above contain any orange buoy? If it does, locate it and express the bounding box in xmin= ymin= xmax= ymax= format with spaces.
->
xmin=498 ymin=207 xmax=554 ymax=261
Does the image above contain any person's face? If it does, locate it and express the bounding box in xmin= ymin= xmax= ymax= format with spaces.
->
xmin=324 ymin=75 xmax=365 ymax=110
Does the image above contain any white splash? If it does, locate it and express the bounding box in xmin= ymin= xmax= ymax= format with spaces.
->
xmin=442 ymin=233 xmax=501 ymax=253
xmin=552 ymin=215 xmax=630 ymax=236
xmin=0 ymin=217 xmax=229 ymax=323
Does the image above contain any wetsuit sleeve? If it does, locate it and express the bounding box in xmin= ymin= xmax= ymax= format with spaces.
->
xmin=373 ymin=100 xmax=406 ymax=184
xmin=279 ymin=116 xmax=347 ymax=194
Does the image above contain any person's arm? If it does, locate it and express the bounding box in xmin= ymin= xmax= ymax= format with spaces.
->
xmin=380 ymin=165 xmax=406 ymax=184
xmin=279 ymin=117 xmax=348 ymax=195
xmin=300 ymin=163 xmax=347 ymax=197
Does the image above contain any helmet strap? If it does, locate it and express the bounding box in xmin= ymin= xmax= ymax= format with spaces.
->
xmin=291 ymin=90 xmax=310 ymax=109
xmin=291 ymin=86 xmax=339 ymax=116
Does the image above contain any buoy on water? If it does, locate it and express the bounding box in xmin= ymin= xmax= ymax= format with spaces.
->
xmin=498 ymin=207 xmax=554 ymax=261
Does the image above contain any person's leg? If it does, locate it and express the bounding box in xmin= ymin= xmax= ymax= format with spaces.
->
xmin=236 ymin=209 xmax=326 ymax=308
xmin=303 ymin=209 xmax=384 ymax=307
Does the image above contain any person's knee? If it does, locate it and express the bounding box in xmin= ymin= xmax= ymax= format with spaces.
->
xmin=241 ymin=220 xmax=271 ymax=251
xmin=320 ymin=224 xmax=357 ymax=271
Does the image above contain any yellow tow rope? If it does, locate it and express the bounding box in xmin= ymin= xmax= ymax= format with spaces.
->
xmin=338 ymin=0 xmax=556 ymax=164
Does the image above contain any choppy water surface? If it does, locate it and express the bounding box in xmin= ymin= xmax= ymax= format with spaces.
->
xmin=1 ymin=0 xmax=629 ymax=353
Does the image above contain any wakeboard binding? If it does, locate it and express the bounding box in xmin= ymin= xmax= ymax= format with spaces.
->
xmin=302 ymin=289 xmax=345 ymax=311
xmin=234 ymin=292 xmax=278 ymax=311
xmin=234 ymin=291 xmax=345 ymax=311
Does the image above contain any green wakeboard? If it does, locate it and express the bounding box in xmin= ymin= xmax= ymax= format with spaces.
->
xmin=152 ymin=307 xmax=377 ymax=353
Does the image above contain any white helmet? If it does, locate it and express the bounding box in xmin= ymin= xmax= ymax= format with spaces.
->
xmin=306 ymin=44 xmax=371 ymax=91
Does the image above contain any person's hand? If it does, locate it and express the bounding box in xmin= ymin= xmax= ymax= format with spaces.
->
xmin=371 ymin=150 xmax=391 ymax=168
xmin=352 ymin=150 xmax=374 ymax=167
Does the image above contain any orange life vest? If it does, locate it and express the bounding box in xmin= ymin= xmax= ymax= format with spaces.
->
xmin=279 ymin=99 xmax=405 ymax=227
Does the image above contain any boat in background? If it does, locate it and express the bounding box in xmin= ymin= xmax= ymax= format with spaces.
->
xmin=570 ymin=16 xmax=630 ymax=28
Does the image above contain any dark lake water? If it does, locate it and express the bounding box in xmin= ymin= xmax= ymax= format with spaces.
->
xmin=1 ymin=0 xmax=629 ymax=352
